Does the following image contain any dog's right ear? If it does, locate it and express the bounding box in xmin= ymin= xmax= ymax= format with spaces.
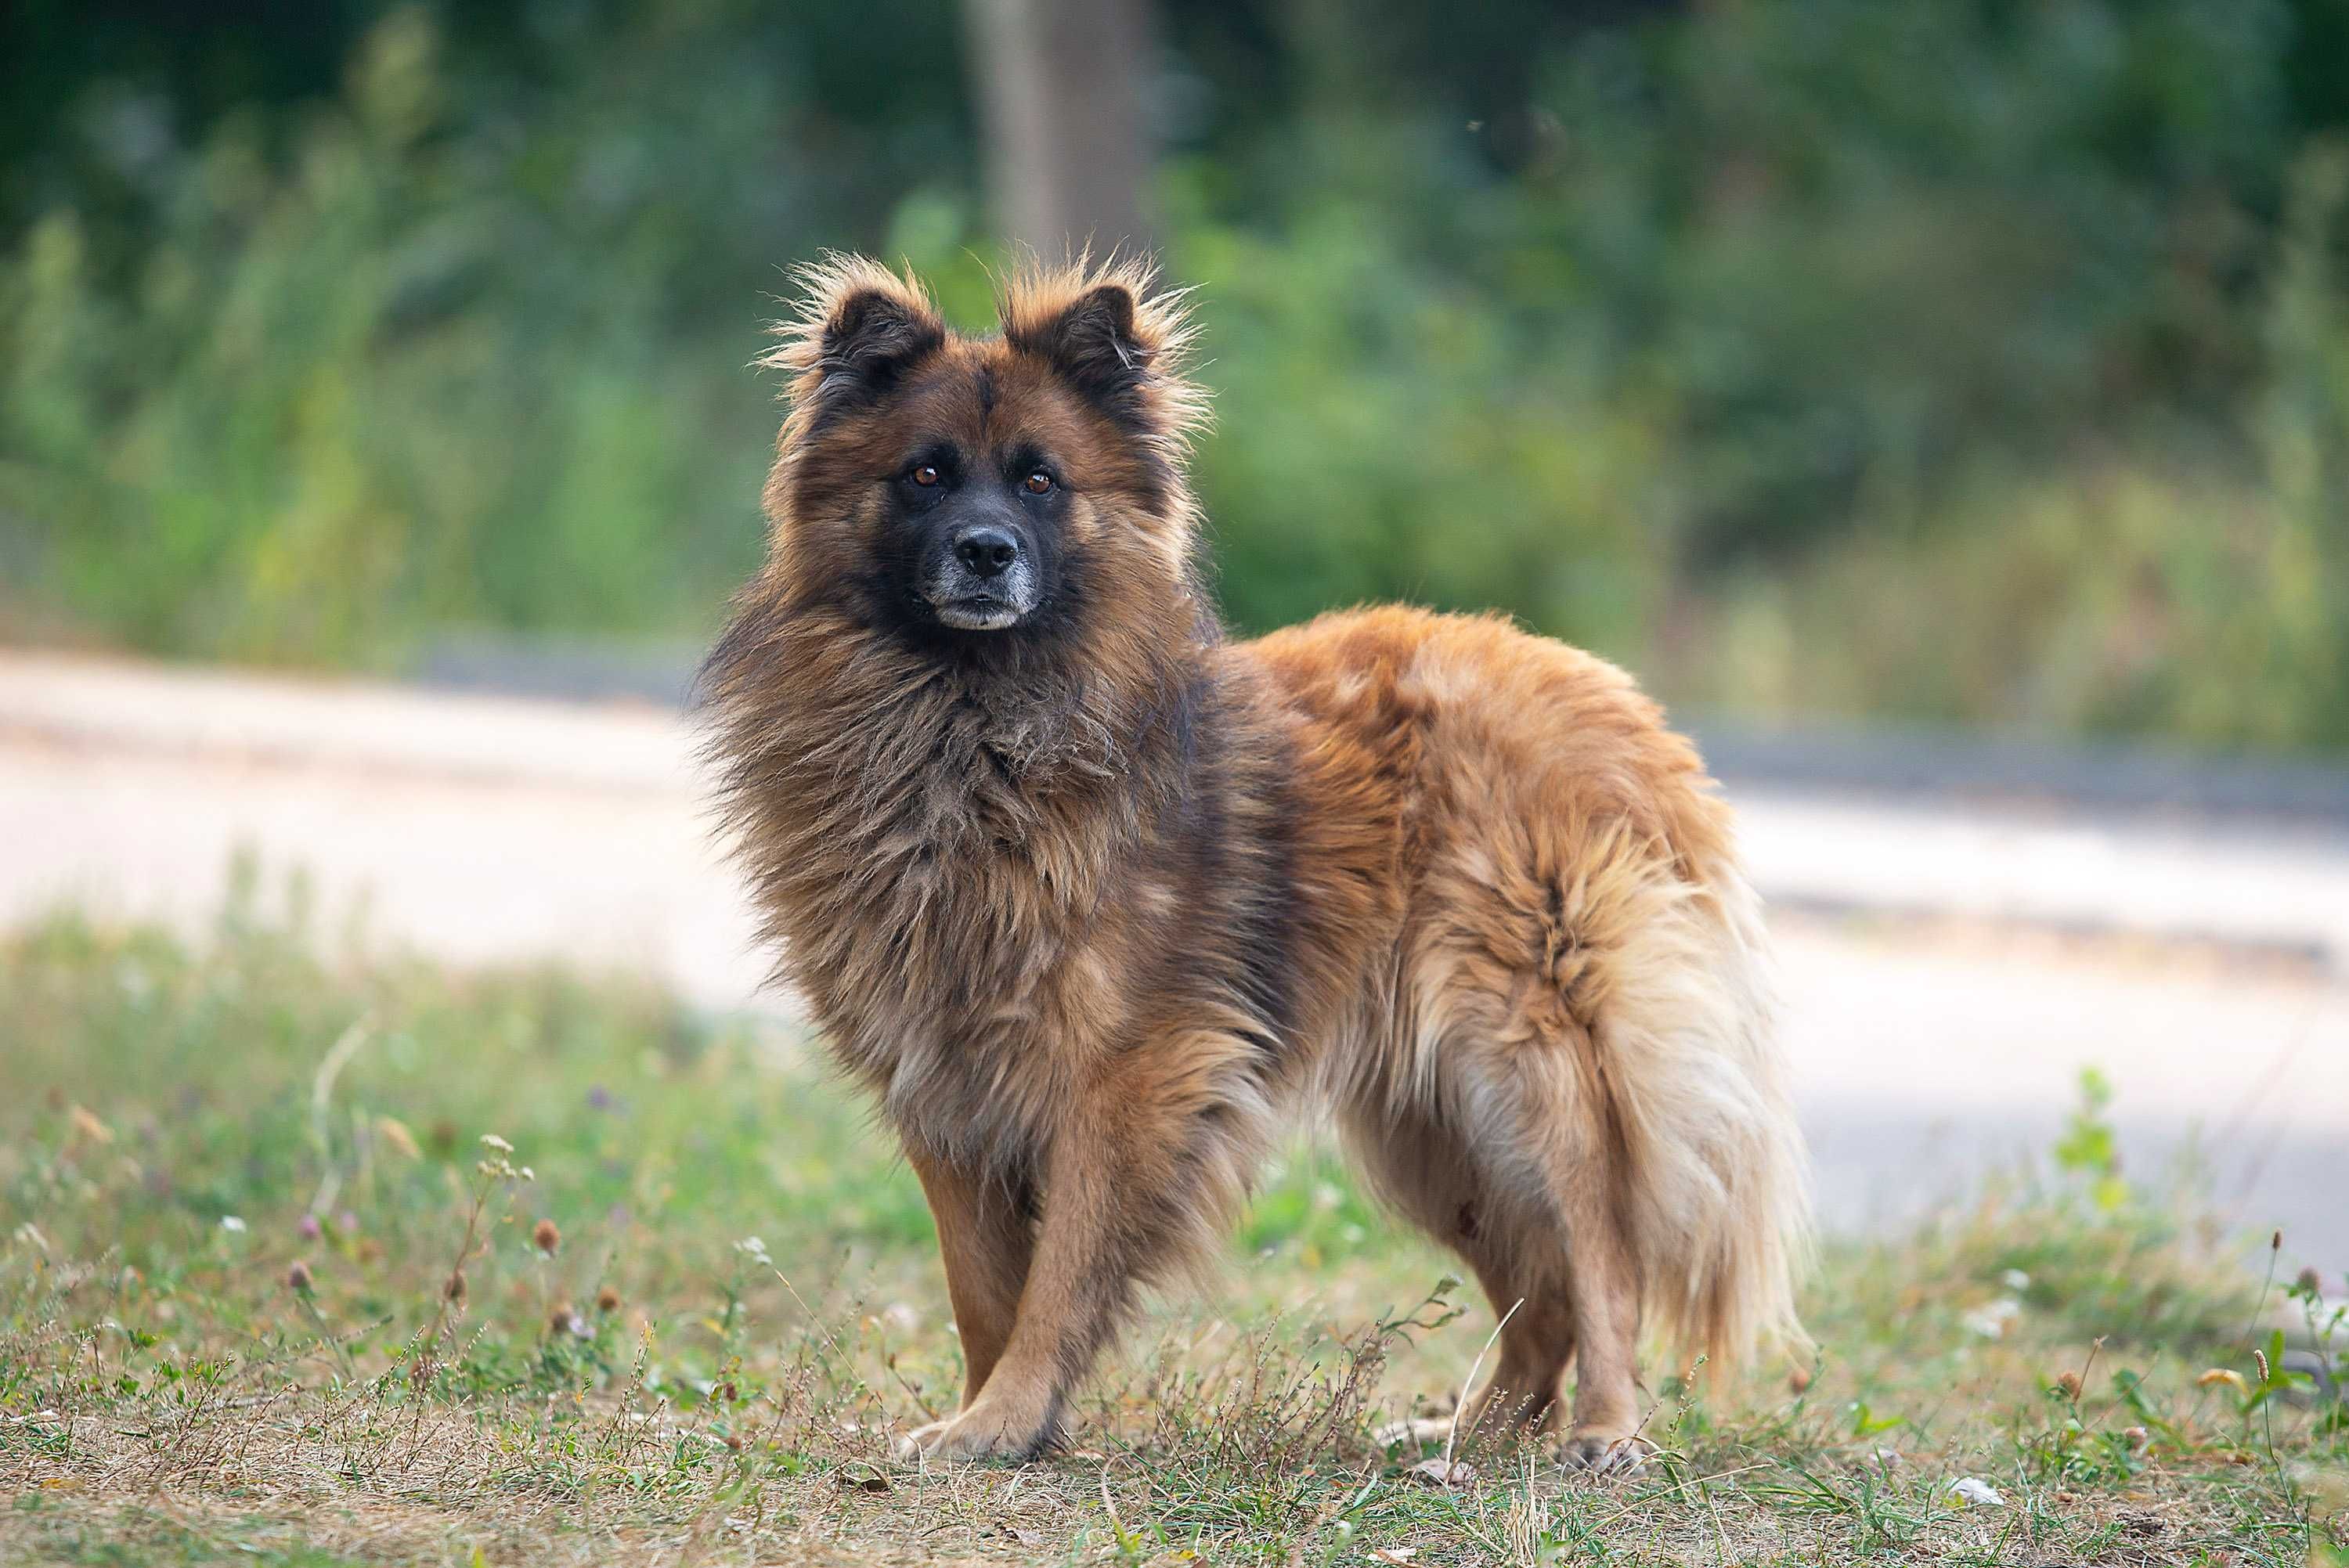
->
xmin=765 ymin=256 xmax=947 ymax=424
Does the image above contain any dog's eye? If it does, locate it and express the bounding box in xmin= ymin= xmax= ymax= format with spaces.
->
xmin=1022 ymin=470 xmax=1054 ymax=496
xmin=911 ymin=463 xmax=941 ymax=488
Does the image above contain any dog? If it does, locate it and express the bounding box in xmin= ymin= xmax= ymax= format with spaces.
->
xmin=700 ymin=255 xmax=1810 ymax=1469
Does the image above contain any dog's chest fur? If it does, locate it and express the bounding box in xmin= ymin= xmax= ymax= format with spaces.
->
xmin=713 ymin=623 xmax=1207 ymax=1168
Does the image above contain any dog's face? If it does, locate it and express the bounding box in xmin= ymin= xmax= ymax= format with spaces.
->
xmin=760 ymin=258 xmax=1207 ymax=651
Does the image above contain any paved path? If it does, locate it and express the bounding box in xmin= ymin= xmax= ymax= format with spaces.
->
xmin=4 ymin=651 xmax=2343 ymax=1270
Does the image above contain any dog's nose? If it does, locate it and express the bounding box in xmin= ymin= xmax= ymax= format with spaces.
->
xmin=952 ymin=525 xmax=1019 ymax=579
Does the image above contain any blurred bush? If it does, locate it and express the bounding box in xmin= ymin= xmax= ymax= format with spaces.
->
xmin=0 ymin=0 xmax=966 ymax=662
xmin=1 ymin=0 xmax=2344 ymax=747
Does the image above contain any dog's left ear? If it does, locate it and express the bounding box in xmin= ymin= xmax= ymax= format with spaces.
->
xmin=1005 ymin=262 xmax=1202 ymax=444
xmin=1019 ymin=283 xmax=1150 ymax=413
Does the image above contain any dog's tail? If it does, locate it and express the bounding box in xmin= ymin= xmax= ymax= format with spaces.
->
xmin=1578 ymin=824 xmax=1812 ymax=1372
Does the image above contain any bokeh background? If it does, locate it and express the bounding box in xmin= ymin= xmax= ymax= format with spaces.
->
xmin=5 ymin=0 xmax=2348 ymax=751
xmin=3 ymin=2 xmax=2347 ymax=1274
xmin=1 ymin=20 xmax=2345 ymax=1563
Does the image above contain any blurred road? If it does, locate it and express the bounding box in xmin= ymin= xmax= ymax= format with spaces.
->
xmin=3 ymin=650 xmax=2343 ymax=1271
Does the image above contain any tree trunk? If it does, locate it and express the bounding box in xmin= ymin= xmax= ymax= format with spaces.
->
xmin=962 ymin=0 xmax=1156 ymax=261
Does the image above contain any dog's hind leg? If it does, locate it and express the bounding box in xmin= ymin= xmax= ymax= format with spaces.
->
xmin=1545 ymin=1173 xmax=1648 ymax=1470
xmin=1407 ymin=822 xmax=1807 ymax=1471
xmin=1448 ymin=1040 xmax=1652 ymax=1472
xmin=1344 ymin=1103 xmax=1577 ymax=1445
xmin=1456 ymin=1254 xmax=1576 ymax=1440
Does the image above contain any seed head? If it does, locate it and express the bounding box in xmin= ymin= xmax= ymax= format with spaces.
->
xmin=2252 ymin=1347 xmax=2270 ymax=1382
xmin=723 ymin=1429 xmax=744 ymax=1452
xmin=596 ymin=1285 xmax=622 ymax=1314
xmin=532 ymin=1217 xmax=561 ymax=1255
xmin=287 ymin=1260 xmax=314 ymax=1292
xmin=1787 ymin=1365 xmax=1812 ymax=1394
xmin=2121 ymin=1425 xmax=2149 ymax=1452
xmin=2295 ymin=1266 xmax=2322 ymax=1296
xmin=444 ymin=1268 xmax=467 ymax=1303
xmin=2055 ymin=1371 xmax=2082 ymax=1400
xmin=2271 ymin=1228 xmax=2282 ymax=1252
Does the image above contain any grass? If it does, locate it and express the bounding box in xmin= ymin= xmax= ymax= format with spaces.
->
xmin=0 ymin=898 xmax=2340 ymax=1566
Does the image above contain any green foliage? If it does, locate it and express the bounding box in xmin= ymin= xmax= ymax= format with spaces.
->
xmin=2053 ymin=1066 xmax=2132 ymax=1213
xmin=2 ymin=0 xmax=2348 ymax=748
xmin=0 ymin=0 xmax=967 ymax=665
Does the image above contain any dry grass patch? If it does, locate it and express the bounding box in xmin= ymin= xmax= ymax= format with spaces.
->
xmin=2 ymin=901 xmax=2341 ymax=1564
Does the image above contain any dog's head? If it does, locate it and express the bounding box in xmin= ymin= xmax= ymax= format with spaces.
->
xmin=758 ymin=255 xmax=1208 ymax=650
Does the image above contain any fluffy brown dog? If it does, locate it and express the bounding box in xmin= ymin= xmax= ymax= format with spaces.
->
xmin=702 ymin=255 xmax=1810 ymax=1469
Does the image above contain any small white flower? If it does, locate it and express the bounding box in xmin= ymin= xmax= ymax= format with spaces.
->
xmin=218 ymin=1216 xmax=247 ymax=1234
xmin=734 ymin=1236 xmax=772 ymax=1267
xmin=478 ymin=1134 xmax=514 ymax=1154
xmin=1962 ymin=1297 xmax=2021 ymax=1339
xmin=2001 ymin=1269 xmax=2031 ymax=1291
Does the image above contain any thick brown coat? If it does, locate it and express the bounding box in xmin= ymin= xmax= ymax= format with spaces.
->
xmin=702 ymin=256 xmax=1809 ymax=1465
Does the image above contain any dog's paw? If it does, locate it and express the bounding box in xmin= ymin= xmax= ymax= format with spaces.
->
xmin=892 ymin=1397 xmax=1051 ymax=1463
xmin=890 ymin=1418 xmax=953 ymax=1461
xmin=1559 ymin=1429 xmax=1654 ymax=1476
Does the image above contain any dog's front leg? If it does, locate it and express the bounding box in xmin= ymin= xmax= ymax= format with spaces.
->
xmin=902 ymin=1066 xmax=1228 ymax=1462
xmin=902 ymin=1139 xmax=1032 ymax=1414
